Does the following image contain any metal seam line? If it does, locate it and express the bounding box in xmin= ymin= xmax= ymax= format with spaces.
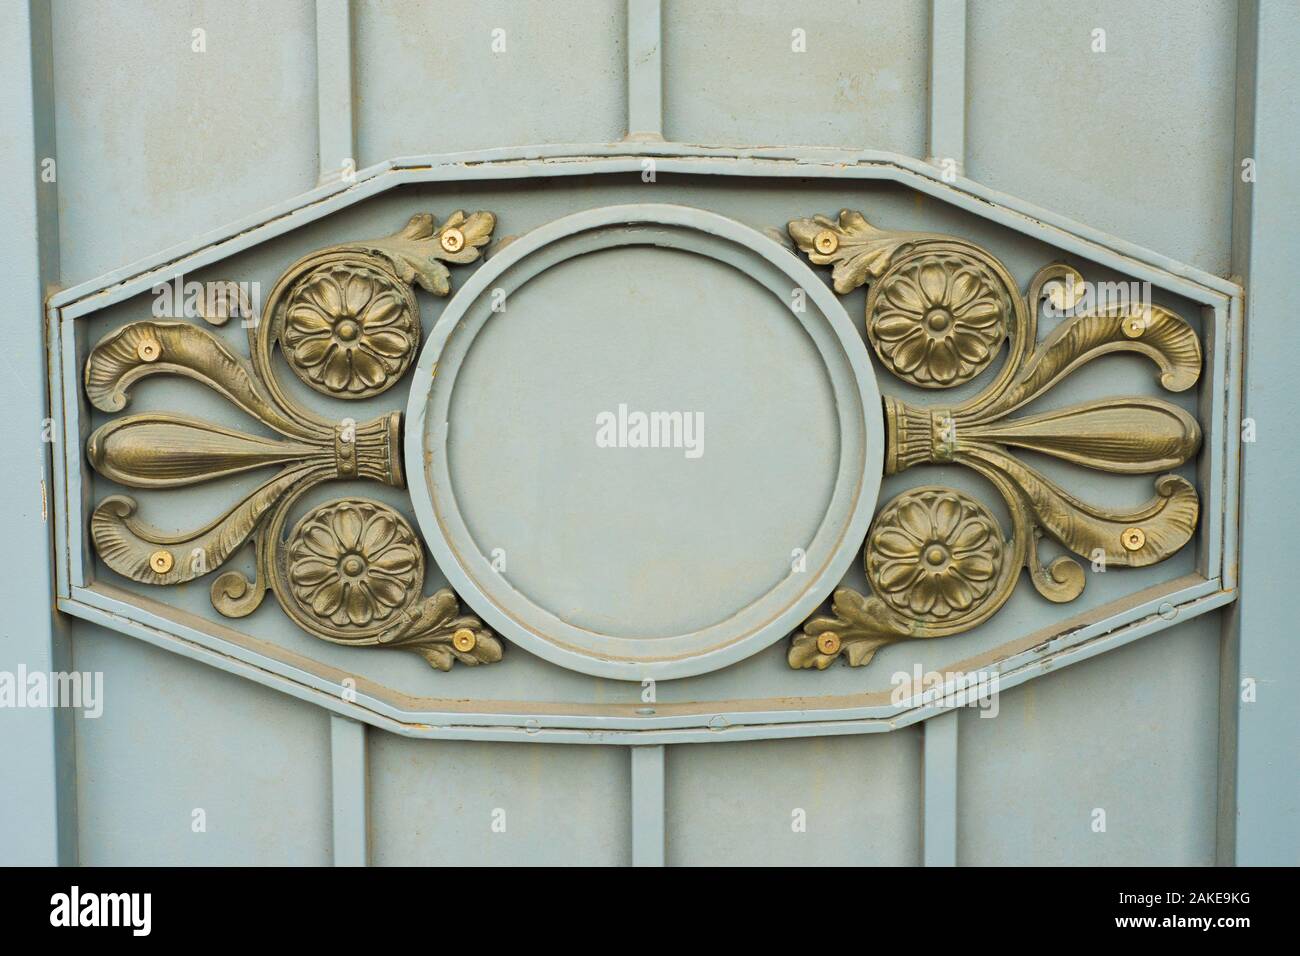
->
xmin=0 ymin=0 xmax=77 ymax=866
xmin=631 ymin=745 xmax=666 ymax=866
xmin=1220 ymin=0 xmax=1300 ymax=865
xmin=922 ymin=710 xmax=959 ymax=866
xmin=927 ymin=0 xmax=967 ymax=174
xmin=626 ymin=0 xmax=664 ymax=140
xmin=316 ymin=0 xmax=356 ymax=183
xmin=330 ymin=715 xmax=369 ymax=866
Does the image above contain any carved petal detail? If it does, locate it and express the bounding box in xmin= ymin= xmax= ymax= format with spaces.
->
xmin=274 ymin=499 xmax=501 ymax=671
xmin=791 ymin=486 xmax=1015 ymax=669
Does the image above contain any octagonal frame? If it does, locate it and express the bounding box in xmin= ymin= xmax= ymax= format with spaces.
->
xmin=44 ymin=143 xmax=1243 ymax=743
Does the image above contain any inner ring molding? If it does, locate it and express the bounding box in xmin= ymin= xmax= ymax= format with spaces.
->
xmin=404 ymin=203 xmax=883 ymax=680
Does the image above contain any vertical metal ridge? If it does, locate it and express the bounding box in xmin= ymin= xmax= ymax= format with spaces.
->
xmin=315 ymin=0 xmax=356 ymax=183
xmin=0 ymin=0 xmax=77 ymax=866
xmin=631 ymin=745 xmax=666 ymax=866
xmin=1219 ymin=0 xmax=1300 ymax=866
xmin=926 ymin=0 xmax=967 ymax=174
xmin=330 ymin=715 xmax=369 ymax=866
xmin=626 ymin=0 xmax=664 ymax=140
xmin=922 ymin=710 xmax=958 ymax=866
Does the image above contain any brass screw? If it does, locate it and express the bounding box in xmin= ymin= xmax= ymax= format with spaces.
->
xmin=136 ymin=340 xmax=161 ymax=362
xmin=452 ymin=628 xmax=477 ymax=652
xmin=149 ymin=549 xmax=174 ymax=574
xmin=1121 ymin=527 xmax=1146 ymax=552
xmin=1121 ymin=315 xmax=1146 ymax=338
xmin=440 ymin=228 xmax=466 ymax=254
xmin=816 ymin=632 xmax=842 ymax=656
xmin=813 ymin=230 xmax=839 ymax=255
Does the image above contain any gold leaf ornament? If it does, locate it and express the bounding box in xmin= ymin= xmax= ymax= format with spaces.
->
xmin=788 ymin=213 xmax=1204 ymax=668
xmin=788 ymin=210 xmax=1013 ymax=388
xmin=84 ymin=214 xmax=501 ymax=671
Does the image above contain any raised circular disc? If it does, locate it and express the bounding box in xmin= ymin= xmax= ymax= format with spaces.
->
xmin=405 ymin=204 xmax=883 ymax=679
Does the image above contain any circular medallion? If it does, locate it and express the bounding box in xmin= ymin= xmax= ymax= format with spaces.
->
xmin=865 ymin=486 xmax=1004 ymax=623
xmin=865 ymin=246 xmax=1010 ymax=388
xmin=285 ymin=498 xmax=424 ymax=636
xmin=405 ymin=204 xmax=883 ymax=679
xmin=280 ymin=260 xmax=420 ymax=398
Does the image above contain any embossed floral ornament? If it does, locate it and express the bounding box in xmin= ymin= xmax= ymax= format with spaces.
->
xmin=869 ymin=254 xmax=1007 ymax=387
xmin=83 ymin=214 xmax=502 ymax=672
xmin=867 ymin=488 xmax=1002 ymax=620
xmin=786 ymin=210 xmax=1010 ymax=388
xmin=282 ymin=263 xmax=417 ymax=397
xmin=288 ymin=499 xmax=422 ymax=629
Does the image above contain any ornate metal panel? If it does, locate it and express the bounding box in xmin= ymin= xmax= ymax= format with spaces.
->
xmin=45 ymin=144 xmax=1242 ymax=742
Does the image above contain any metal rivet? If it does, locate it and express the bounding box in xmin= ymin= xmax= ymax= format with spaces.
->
xmin=1121 ymin=527 xmax=1146 ymax=551
xmin=817 ymin=633 xmax=842 ymax=656
xmin=440 ymin=227 xmax=465 ymax=253
xmin=813 ymin=230 xmax=839 ymax=255
xmin=149 ymin=549 xmax=174 ymax=573
xmin=137 ymin=340 xmax=161 ymax=362
xmin=452 ymin=627 xmax=477 ymax=652
xmin=1121 ymin=315 xmax=1146 ymax=338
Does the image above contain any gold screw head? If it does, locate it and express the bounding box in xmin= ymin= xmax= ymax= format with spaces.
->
xmin=440 ymin=227 xmax=466 ymax=254
xmin=813 ymin=230 xmax=839 ymax=255
xmin=452 ymin=628 xmax=477 ymax=652
xmin=136 ymin=340 xmax=161 ymax=362
xmin=1121 ymin=527 xmax=1146 ymax=552
xmin=149 ymin=549 xmax=174 ymax=574
xmin=816 ymin=633 xmax=842 ymax=656
xmin=1121 ymin=315 xmax=1146 ymax=338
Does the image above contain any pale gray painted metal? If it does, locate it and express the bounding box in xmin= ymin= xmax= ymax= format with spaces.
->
xmin=1220 ymin=0 xmax=1300 ymax=866
xmin=3 ymin=0 xmax=1292 ymax=867
xmin=958 ymin=616 xmax=1221 ymax=865
xmin=72 ymin=628 xmax=331 ymax=865
xmin=926 ymin=0 xmax=966 ymax=172
xmin=922 ymin=710 xmax=958 ymax=866
xmin=626 ymin=0 xmax=663 ymax=139
xmin=631 ymin=746 xmax=666 ymax=867
xmin=315 ymin=0 xmax=356 ymax=184
xmin=966 ymin=0 xmax=1237 ymax=275
xmin=330 ymin=716 xmax=369 ymax=866
xmin=661 ymin=0 xmax=928 ymax=153
xmin=0 ymin=0 xmax=76 ymax=866
xmin=58 ymin=577 xmax=1236 ymax=740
